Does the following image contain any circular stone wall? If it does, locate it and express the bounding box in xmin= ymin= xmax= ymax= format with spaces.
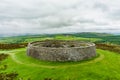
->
xmin=27 ymin=40 xmax=96 ymax=61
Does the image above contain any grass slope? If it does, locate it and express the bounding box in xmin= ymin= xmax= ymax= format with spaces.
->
xmin=0 ymin=48 xmax=120 ymax=80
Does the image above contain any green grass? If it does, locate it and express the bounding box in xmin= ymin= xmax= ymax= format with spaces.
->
xmin=0 ymin=48 xmax=120 ymax=80
xmin=0 ymin=37 xmax=53 ymax=44
xmin=54 ymin=35 xmax=101 ymax=42
xmin=0 ymin=35 xmax=102 ymax=44
xmin=1 ymin=32 xmax=120 ymax=45
xmin=0 ymin=33 xmax=120 ymax=80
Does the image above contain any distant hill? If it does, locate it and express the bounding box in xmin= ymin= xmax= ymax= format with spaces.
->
xmin=0 ymin=32 xmax=120 ymax=45
xmin=0 ymin=32 xmax=114 ymax=38
xmin=67 ymin=32 xmax=113 ymax=38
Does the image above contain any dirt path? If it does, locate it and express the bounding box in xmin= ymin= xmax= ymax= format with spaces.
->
xmin=8 ymin=51 xmax=104 ymax=68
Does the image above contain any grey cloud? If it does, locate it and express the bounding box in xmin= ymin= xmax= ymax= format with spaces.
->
xmin=93 ymin=2 xmax=109 ymax=11
xmin=108 ymin=10 xmax=120 ymax=20
xmin=0 ymin=0 xmax=120 ymax=36
xmin=74 ymin=18 xmax=108 ymax=26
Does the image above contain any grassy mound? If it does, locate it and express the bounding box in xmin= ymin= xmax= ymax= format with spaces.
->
xmin=0 ymin=48 xmax=120 ymax=80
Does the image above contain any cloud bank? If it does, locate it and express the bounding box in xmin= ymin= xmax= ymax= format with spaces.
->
xmin=0 ymin=0 xmax=120 ymax=35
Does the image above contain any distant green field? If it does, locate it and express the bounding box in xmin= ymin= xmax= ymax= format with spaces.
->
xmin=0 ymin=32 xmax=120 ymax=45
xmin=54 ymin=35 xmax=101 ymax=42
xmin=0 ymin=35 xmax=102 ymax=44
xmin=0 ymin=48 xmax=120 ymax=80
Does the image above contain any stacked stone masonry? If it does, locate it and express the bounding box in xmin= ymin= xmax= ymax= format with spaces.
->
xmin=27 ymin=40 xmax=96 ymax=61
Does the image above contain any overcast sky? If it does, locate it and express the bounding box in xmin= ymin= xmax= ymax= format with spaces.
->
xmin=0 ymin=0 xmax=120 ymax=35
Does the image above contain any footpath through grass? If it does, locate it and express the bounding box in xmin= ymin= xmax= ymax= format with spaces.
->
xmin=0 ymin=48 xmax=120 ymax=80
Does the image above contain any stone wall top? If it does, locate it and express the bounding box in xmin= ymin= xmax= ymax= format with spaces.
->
xmin=28 ymin=40 xmax=95 ymax=49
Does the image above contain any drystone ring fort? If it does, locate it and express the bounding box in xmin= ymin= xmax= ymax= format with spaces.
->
xmin=27 ymin=40 xmax=96 ymax=61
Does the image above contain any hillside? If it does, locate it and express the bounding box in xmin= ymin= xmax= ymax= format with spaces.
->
xmin=0 ymin=32 xmax=119 ymax=44
xmin=0 ymin=32 xmax=120 ymax=80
